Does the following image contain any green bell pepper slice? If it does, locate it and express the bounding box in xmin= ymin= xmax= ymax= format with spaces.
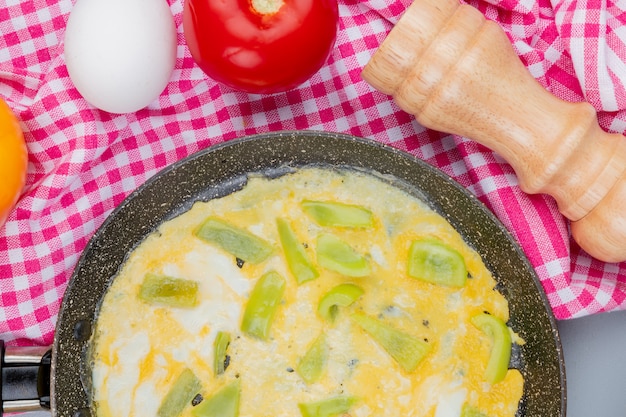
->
xmin=298 ymin=396 xmax=357 ymax=417
xmin=157 ymin=368 xmax=202 ymax=417
xmin=301 ymin=200 xmax=374 ymax=228
xmin=194 ymin=217 xmax=273 ymax=264
xmin=318 ymin=283 xmax=364 ymax=322
xmin=241 ymin=271 xmax=286 ymax=340
xmin=296 ymin=333 xmax=329 ymax=384
xmin=138 ymin=274 xmax=199 ymax=308
xmin=407 ymin=238 xmax=467 ymax=287
xmin=461 ymin=404 xmax=490 ymax=417
xmin=316 ymin=233 xmax=370 ymax=277
xmin=471 ymin=312 xmax=512 ymax=384
xmin=191 ymin=380 xmax=240 ymax=417
xmin=352 ymin=313 xmax=430 ymax=373
xmin=277 ymin=218 xmax=319 ymax=284
xmin=213 ymin=331 xmax=231 ymax=376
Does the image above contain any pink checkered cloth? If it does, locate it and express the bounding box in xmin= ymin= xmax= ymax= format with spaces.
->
xmin=1 ymin=0 xmax=626 ymax=346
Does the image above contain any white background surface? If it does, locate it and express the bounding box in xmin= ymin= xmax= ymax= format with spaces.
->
xmin=557 ymin=309 xmax=626 ymax=416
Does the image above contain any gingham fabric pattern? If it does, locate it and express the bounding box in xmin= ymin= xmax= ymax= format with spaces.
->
xmin=2 ymin=0 xmax=626 ymax=346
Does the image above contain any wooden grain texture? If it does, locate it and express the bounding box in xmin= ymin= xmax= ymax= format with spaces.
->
xmin=362 ymin=0 xmax=626 ymax=263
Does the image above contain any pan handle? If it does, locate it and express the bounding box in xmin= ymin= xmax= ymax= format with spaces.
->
xmin=0 ymin=341 xmax=51 ymax=416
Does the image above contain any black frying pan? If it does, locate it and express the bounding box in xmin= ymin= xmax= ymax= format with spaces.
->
xmin=1 ymin=130 xmax=566 ymax=417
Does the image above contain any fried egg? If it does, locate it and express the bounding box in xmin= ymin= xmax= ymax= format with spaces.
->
xmin=90 ymin=167 xmax=524 ymax=417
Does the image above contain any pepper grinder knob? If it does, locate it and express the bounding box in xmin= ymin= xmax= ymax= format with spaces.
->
xmin=362 ymin=0 xmax=626 ymax=263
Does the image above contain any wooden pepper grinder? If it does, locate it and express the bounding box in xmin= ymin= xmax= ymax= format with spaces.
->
xmin=362 ymin=0 xmax=626 ymax=263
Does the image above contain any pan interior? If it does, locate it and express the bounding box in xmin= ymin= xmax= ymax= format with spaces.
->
xmin=52 ymin=130 xmax=565 ymax=417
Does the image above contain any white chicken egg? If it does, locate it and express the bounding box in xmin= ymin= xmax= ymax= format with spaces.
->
xmin=64 ymin=0 xmax=177 ymax=113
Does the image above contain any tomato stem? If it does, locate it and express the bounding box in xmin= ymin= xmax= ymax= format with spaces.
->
xmin=250 ymin=0 xmax=284 ymax=15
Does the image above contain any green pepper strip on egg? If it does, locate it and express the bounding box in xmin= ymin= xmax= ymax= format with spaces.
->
xmin=461 ymin=404 xmax=490 ymax=417
xmin=138 ymin=274 xmax=199 ymax=308
xmin=194 ymin=217 xmax=273 ymax=264
xmin=301 ymin=200 xmax=374 ymax=228
xmin=191 ymin=380 xmax=240 ymax=417
xmin=277 ymin=218 xmax=319 ymax=284
xmin=407 ymin=238 xmax=467 ymax=287
xmin=352 ymin=313 xmax=431 ymax=373
xmin=317 ymin=283 xmax=364 ymax=322
xmin=241 ymin=271 xmax=286 ymax=340
xmin=296 ymin=333 xmax=329 ymax=384
xmin=298 ymin=395 xmax=358 ymax=417
xmin=316 ymin=233 xmax=370 ymax=277
xmin=212 ymin=331 xmax=231 ymax=376
xmin=157 ymin=368 xmax=202 ymax=417
xmin=471 ymin=312 xmax=512 ymax=384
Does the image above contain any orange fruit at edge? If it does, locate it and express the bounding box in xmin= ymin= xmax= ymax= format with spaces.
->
xmin=0 ymin=98 xmax=27 ymax=228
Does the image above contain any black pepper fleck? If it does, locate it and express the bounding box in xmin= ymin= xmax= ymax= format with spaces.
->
xmin=191 ymin=394 xmax=203 ymax=406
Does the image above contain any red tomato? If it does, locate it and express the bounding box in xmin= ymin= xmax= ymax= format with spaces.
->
xmin=183 ymin=0 xmax=339 ymax=94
